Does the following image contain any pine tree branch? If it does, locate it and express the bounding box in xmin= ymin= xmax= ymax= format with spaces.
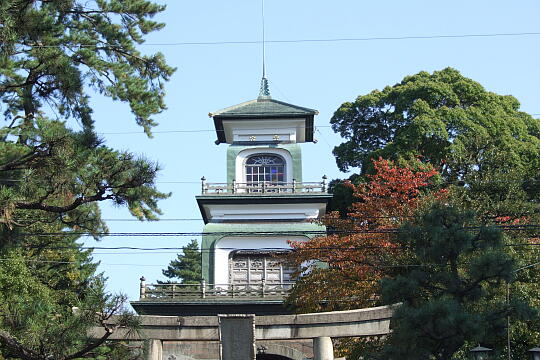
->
xmin=59 ymin=328 xmax=113 ymax=360
xmin=15 ymin=188 xmax=114 ymax=213
xmin=0 ymin=330 xmax=42 ymax=360
xmin=0 ymin=143 xmax=52 ymax=172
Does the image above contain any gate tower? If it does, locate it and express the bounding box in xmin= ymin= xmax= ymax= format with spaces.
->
xmin=132 ymin=78 xmax=331 ymax=316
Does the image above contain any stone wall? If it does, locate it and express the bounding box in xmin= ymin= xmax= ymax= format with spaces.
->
xmin=161 ymin=339 xmax=312 ymax=360
xmin=163 ymin=341 xmax=220 ymax=360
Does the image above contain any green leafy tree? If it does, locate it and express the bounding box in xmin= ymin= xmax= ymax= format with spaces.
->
xmin=0 ymin=0 xmax=174 ymax=358
xmin=328 ymin=68 xmax=540 ymax=355
xmin=162 ymin=239 xmax=202 ymax=284
xmin=330 ymin=68 xmax=540 ymax=221
xmin=368 ymin=205 xmax=534 ymax=360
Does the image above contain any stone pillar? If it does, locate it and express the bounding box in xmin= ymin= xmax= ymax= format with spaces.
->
xmin=145 ymin=339 xmax=162 ymax=360
xmin=139 ymin=276 xmax=146 ymax=299
xmin=201 ymin=176 xmax=207 ymax=194
xmin=313 ymin=337 xmax=334 ymax=360
xmin=219 ymin=314 xmax=255 ymax=360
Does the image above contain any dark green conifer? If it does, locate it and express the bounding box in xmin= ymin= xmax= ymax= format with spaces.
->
xmin=162 ymin=239 xmax=203 ymax=284
xmin=372 ymin=206 xmax=534 ymax=360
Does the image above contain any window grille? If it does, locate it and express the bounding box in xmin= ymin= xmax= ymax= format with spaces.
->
xmin=245 ymin=155 xmax=285 ymax=185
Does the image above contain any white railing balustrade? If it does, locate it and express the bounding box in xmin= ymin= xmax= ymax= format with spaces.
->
xmin=200 ymin=175 xmax=327 ymax=195
xmin=139 ymin=279 xmax=294 ymax=300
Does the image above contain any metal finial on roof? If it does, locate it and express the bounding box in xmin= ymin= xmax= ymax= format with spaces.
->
xmin=258 ymin=76 xmax=271 ymax=99
xmin=258 ymin=0 xmax=271 ymax=100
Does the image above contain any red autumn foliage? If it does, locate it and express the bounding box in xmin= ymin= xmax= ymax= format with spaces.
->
xmin=286 ymin=158 xmax=445 ymax=312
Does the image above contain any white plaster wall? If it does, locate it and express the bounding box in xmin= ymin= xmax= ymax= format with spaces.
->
xmin=205 ymin=203 xmax=322 ymax=222
xmin=235 ymin=147 xmax=293 ymax=184
xmin=214 ymin=236 xmax=308 ymax=286
xmin=222 ymin=118 xmax=306 ymax=143
xmin=234 ymin=127 xmax=295 ymax=142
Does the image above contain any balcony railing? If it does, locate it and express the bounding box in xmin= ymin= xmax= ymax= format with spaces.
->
xmin=199 ymin=176 xmax=328 ymax=195
xmin=139 ymin=277 xmax=293 ymax=300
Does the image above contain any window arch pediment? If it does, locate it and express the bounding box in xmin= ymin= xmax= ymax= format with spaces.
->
xmin=245 ymin=154 xmax=285 ymax=184
xmin=245 ymin=154 xmax=284 ymax=166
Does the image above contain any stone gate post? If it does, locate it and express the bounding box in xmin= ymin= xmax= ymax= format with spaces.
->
xmin=219 ymin=314 xmax=256 ymax=360
xmin=145 ymin=339 xmax=162 ymax=360
xmin=313 ymin=336 xmax=334 ymax=360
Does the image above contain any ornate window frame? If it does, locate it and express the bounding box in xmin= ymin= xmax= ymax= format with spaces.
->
xmin=244 ymin=154 xmax=286 ymax=185
xmin=235 ymin=148 xmax=293 ymax=185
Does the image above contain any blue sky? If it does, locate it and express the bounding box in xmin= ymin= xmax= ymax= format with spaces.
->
xmin=83 ymin=0 xmax=540 ymax=303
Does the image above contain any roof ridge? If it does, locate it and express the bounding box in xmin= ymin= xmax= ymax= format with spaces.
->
xmin=265 ymin=98 xmax=318 ymax=114
xmin=208 ymin=99 xmax=258 ymax=117
xmin=209 ymin=98 xmax=318 ymax=117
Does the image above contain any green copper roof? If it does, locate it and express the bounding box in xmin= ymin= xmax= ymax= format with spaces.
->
xmin=209 ymin=98 xmax=318 ymax=118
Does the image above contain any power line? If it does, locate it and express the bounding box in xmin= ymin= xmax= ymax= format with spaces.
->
xmin=2 ymin=255 xmax=539 ymax=271
xmin=6 ymin=112 xmax=535 ymax=136
xmin=90 ymin=248 xmax=540 ymax=255
xmin=100 ymin=129 xmax=215 ymax=135
xmin=97 ymin=126 xmax=333 ymax=135
xmin=3 ymin=120 xmax=537 ymax=137
xmin=10 ymin=213 xmax=540 ymax=225
xmin=97 ymin=119 xmax=540 ymax=135
xmin=12 ymin=211 xmax=540 ymax=223
xmin=16 ymin=224 xmax=540 ymax=237
xmin=74 ymin=242 xmax=540 ymax=249
xmin=155 ymin=181 xmax=200 ymax=184
xmin=23 ymin=231 xmax=328 ymax=237
xmin=44 ymin=246 xmax=406 ymax=251
xmin=94 ymin=251 xmax=186 ymax=254
xmin=3 ymin=178 xmax=540 ymax=186
xmin=19 ymin=31 xmax=540 ymax=49
xmin=0 ymin=258 xmax=166 ymax=267
xmin=1 ymin=179 xmax=201 ymax=184
xmin=102 ymin=218 xmax=202 ymax=221
xmin=14 ymin=239 xmax=540 ymax=252
xmin=2 ymin=126 xmax=333 ymax=136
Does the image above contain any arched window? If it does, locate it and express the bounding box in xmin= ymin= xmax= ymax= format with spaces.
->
xmin=245 ymin=154 xmax=285 ymax=184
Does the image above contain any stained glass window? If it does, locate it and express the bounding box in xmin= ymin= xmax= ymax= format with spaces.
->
xmin=245 ymin=155 xmax=285 ymax=184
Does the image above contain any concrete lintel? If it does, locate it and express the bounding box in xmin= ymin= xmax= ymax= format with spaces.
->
xmin=254 ymin=305 xmax=393 ymax=326
xmin=92 ymin=305 xmax=394 ymax=341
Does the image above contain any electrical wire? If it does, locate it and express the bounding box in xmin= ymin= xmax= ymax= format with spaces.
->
xmin=12 ymin=240 xmax=540 ymax=252
xmin=98 ymin=125 xmax=332 ymax=135
xmin=102 ymin=218 xmax=202 ymax=221
xmin=1 ymin=255 xmax=539 ymax=271
xmin=3 ymin=178 xmax=540 ymax=186
xmin=17 ymin=31 xmax=540 ymax=49
xmin=10 ymin=208 xmax=540 ymax=222
xmin=0 ymin=258 xmax=167 ymax=267
xmin=89 ymin=248 xmax=540 ymax=254
xmin=96 ymin=121 xmax=539 ymax=135
xmin=14 ymin=224 xmax=540 ymax=238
